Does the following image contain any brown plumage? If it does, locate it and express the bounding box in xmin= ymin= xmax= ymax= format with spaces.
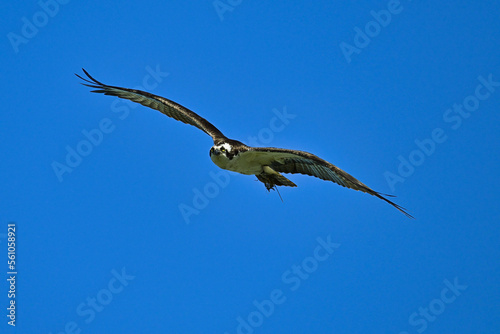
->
xmin=77 ymin=69 xmax=414 ymax=219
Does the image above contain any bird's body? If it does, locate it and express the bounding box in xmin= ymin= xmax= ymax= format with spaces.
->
xmin=210 ymin=142 xmax=293 ymax=176
xmin=77 ymin=69 xmax=413 ymax=218
xmin=209 ymin=142 xmax=253 ymax=174
xmin=211 ymin=146 xmax=263 ymax=176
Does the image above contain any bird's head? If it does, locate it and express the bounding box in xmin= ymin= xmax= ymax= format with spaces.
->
xmin=210 ymin=143 xmax=236 ymax=161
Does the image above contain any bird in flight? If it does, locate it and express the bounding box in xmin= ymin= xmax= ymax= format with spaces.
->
xmin=77 ymin=69 xmax=413 ymax=218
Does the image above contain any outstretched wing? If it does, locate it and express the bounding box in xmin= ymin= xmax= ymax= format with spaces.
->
xmin=76 ymin=69 xmax=227 ymax=142
xmin=248 ymin=147 xmax=414 ymax=218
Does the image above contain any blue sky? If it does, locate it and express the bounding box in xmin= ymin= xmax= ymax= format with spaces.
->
xmin=1 ymin=1 xmax=499 ymax=333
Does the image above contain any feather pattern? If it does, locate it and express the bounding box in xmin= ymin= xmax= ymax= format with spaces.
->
xmin=76 ymin=69 xmax=227 ymax=143
xmin=250 ymin=147 xmax=414 ymax=219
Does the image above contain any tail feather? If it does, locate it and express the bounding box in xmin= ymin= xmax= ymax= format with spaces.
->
xmin=257 ymin=166 xmax=297 ymax=191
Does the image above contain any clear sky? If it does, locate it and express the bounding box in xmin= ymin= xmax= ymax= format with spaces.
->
xmin=1 ymin=1 xmax=499 ymax=333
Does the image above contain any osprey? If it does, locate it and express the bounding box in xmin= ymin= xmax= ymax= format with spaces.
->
xmin=77 ymin=69 xmax=413 ymax=218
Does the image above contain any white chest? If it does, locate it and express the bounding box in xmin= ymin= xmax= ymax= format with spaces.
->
xmin=210 ymin=152 xmax=263 ymax=175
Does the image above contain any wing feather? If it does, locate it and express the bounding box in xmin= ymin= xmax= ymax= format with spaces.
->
xmin=76 ymin=69 xmax=227 ymax=142
xmin=250 ymin=147 xmax=414 ymax=218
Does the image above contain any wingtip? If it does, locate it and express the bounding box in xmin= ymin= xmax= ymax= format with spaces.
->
xmin=401 ymin=209 xmax=415 ymax=220
xmin=82 ymin=68 xmax=91 ymax=77
xmin=75 ymin=72 xmax=85 ymax=81
xmin=395 ymin=204 xmax=415 ymax=220
xmin=374 ymin=191 xmax=415 ymax=219
xmin=76 ymin=68 xmax=106 ymax=87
